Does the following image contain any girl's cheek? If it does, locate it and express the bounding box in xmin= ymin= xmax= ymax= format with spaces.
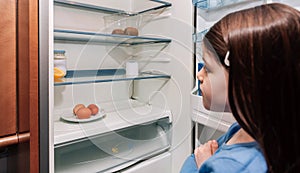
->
xmin=200 ymin=79 xmax=210 ymax=97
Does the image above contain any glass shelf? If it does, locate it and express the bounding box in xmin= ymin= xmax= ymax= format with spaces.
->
xmin=54 ymin=102 xmax=172 ymax=144
xmin=54 ymin=69 xmax=171 ymax=86
xmin=54 ymin=0 xmax=172 ymax=15
xmin=54 ymin=29 xmax=171 ymax=46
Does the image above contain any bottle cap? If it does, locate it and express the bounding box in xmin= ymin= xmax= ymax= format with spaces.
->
xmin=54 ymin=50 xmax=66 ymax=54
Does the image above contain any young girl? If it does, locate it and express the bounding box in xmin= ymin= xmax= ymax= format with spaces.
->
xmin=181 ymin=3 xmax=300 ymax=173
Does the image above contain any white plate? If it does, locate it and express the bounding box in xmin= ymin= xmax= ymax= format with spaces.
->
xmin=60 ymin=109 xmax=106 ymax=123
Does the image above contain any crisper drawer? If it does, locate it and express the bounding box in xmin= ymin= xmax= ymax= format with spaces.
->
xmin=54 ymin=117 xmax=171 ymax=173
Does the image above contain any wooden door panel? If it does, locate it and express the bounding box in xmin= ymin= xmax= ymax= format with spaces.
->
xmin=28 ymin=0 xmax=39 ymax=172
xmin=0 ymin=0 xmax=17 ymax=137
xmin=18 ymin=0 xmax=30 ymax=133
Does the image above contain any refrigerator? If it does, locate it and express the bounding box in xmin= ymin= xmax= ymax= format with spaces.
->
xmin=38 ymin=0 xmax=300 ymax=172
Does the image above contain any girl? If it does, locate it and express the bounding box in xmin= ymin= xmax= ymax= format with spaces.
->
xmin=181 ymin=3 xmax=300 ymax=173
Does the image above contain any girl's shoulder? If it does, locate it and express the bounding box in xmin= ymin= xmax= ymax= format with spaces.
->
xmin=217 ymin=122 xmax=240 ymax=144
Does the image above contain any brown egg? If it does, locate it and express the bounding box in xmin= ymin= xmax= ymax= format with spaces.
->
xmin=73 ymin=104 xmax=85 ymax=114
xmin=112 ymin=29 xmax=125 ymax=35
xmin=88 ymin=104 xmax=99 ymax=115
xmin=76 ymin=107 xmax=92 ymax=119
xmin=124 ymin=27 xmax=139 ymax=36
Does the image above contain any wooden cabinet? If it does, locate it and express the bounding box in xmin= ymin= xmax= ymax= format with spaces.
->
xmin=0 ymin=0 xmax=38 ymax=172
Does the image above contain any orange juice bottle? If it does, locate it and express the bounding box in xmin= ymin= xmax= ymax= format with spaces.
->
xmin=54 ymin=50 xmax=67 ymax=77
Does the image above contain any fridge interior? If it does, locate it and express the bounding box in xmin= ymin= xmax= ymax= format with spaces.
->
xmin=52 ymin=0 xmax=194 ymax=172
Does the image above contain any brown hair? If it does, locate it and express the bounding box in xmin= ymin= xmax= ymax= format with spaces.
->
xmin=204 ymin=3 xmax=300 ymax=173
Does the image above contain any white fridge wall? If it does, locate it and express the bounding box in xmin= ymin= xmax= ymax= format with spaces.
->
xmin=64 ymin=0 xmax=131 ymax=12
xmin=54 ymin=5 xmax=106 ymax=32
xmin=138 ymin=1 xmax=194 ymax=172
xmin=54 ymin=82 xmax=131 ymax=110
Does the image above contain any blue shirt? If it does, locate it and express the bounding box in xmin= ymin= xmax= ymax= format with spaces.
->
xmin=180 ymin=123 xmax=267 ymax=173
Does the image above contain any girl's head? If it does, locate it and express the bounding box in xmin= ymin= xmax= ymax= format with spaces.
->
xmin=201 ymin=3 xmax=300 ymax=172
xmin=197 ymin=41 xmax=230 ymax=112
